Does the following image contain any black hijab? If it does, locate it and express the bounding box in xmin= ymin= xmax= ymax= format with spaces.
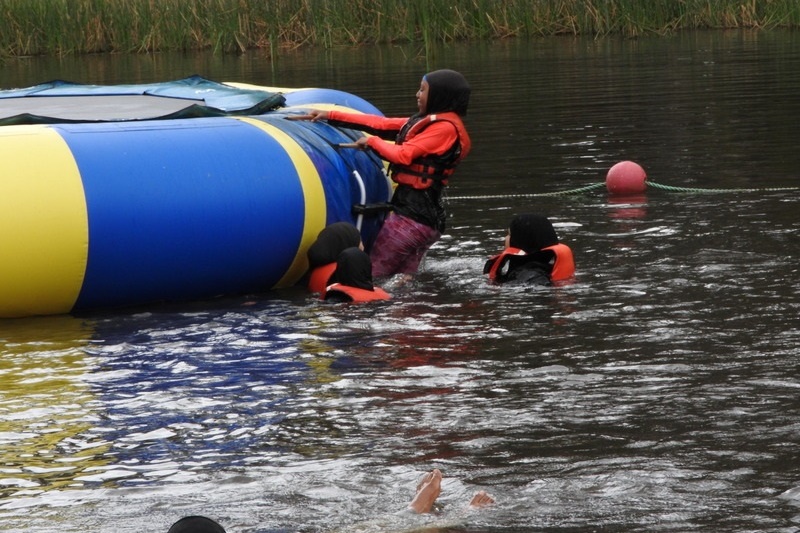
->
xmin=307 ymin=222 xmax=362 ymax=268
xmin=333 ymin=247 xmax=374 ymax=291
xmin=423 ymin=69 xmax=471 ymax=117
xmin=508 ymin=214 xmax=559 ymax=253
xmin=168 ymin=516 xmax=226 ymax=533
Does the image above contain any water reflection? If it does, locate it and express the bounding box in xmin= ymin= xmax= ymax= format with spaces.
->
xmin=607 ymin=194 xmax=648 ymax=221
xmin=0 ymin=316 xmax=109 ymax=498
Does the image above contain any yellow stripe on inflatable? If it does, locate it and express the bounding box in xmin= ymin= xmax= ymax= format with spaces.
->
xmin=0 ymin=126 xmax=88 ymax=318
xmin=235 ymin=117 xmax=327 ymax=288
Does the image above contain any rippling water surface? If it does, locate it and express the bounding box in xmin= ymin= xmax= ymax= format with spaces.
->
xmin=2 ymin=31 xmax=799 ymax=532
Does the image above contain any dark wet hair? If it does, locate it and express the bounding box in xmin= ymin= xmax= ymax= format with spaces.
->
xmin=508 ymin=214 xmax=559 ymax=253
xmin=423 ymin=69 xmax=471 ymax=116
xmin=307 ymin=222 xmax=362 ymax=268
xmin=333 ymin=247 xmax=374 ymax=291
xmin=167 ymin=516 xmax=226 ymax=533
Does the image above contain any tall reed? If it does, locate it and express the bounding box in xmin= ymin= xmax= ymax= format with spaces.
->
xmin=1 ymin=0 xmax=798 ymax=57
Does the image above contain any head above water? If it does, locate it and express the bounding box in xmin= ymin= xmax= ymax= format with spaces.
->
xmin=334 ymin=246 xmax=374 ymax=291
xmin=167 ymin=516 xmax=226 ymax=533
xmin=419 ymin=69 xmax=470 ymax=116
xmin=307 ymin=221 xmax=363 ymax=268
xmin=508 ymin=213 xmax=559 ymax=253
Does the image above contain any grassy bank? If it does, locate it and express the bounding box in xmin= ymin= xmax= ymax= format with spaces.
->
xmin=2 ymin=0 xmax=799 ymax=57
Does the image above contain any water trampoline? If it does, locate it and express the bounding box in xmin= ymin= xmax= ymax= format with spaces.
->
xmin=0 ymin=76 xmax=392 ymax=318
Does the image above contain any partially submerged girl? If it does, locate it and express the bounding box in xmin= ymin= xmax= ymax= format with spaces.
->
xmin=484 ymin=213 xmax=575 ymax=285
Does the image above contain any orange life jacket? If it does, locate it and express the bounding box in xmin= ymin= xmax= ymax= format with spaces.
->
xmin=323 ymin=283 xmax=391 ymax=303
xmin=486 ymin=244 xmax=575 ymax=282
xmin=542 ymin=243 xmax=575 ymax=281
xmin=485 ymin=247 xmax=525 ymax=281
xmin=390 ymin=112 xmax=471 ymax=190
xmin=307 ymin=263 xmax=337 ymax=295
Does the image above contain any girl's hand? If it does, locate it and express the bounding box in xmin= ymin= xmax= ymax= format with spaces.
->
xmin=307 ymin=109 xmax=330 ymax=121
xmin=286 ymin=110 xmax=330 ymax=121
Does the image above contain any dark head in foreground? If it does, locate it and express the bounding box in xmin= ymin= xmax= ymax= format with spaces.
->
xmin=168 ymin=516 xmax=226 ymax=533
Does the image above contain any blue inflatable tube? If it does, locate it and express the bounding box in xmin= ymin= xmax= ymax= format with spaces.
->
xmin=0 ymin=77 xmax=392 ymax=318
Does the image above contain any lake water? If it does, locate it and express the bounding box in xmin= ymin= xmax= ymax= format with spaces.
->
xmin=1 ymin=30 xmax=799 ymax=533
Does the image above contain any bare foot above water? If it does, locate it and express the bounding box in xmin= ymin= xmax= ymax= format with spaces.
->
xmin=408 ymin=469 xmax=495 ymax=514
xmin=408 ymin=469 xmax=443 ymax=514
xmin=469 ymin=490 xmax=495 ymax=508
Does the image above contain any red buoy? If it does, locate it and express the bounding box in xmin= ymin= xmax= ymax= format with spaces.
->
xmin=606 ymin=161 xmax=647 ymax=195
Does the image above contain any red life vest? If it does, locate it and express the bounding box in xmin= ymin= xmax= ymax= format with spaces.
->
xmin=390 ymin=112 xmax=471 ymax=190
xmin=486 ymin=244 xmax=575 ymax=282
xmin=485 ymin=247 xmax=526 ymax=281
xmin=542 ymin=243 xmax=575 ymax=281
xmin=323 ymin=283 xmax=391 ymax=303
xmin=307 ymin=263 xmax=337 ymax=295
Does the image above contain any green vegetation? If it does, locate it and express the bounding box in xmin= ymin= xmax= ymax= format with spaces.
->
xmin=2 ymin=0 xmax=799 ymax=56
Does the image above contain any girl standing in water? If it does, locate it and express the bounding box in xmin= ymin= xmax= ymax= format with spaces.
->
xmin=299 ymin=69 xmax=472 ymax=279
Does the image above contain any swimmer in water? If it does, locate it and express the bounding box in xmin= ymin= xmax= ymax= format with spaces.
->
xmin=167 ymin=515 xmax=226 ymax=533
xmin=484 ymin=213 xmax=575 ymax=285
xmin=408 ymin=468 xmax=495 ymax=513
xmin=167 ymin=469 xmax=494 ymax=531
